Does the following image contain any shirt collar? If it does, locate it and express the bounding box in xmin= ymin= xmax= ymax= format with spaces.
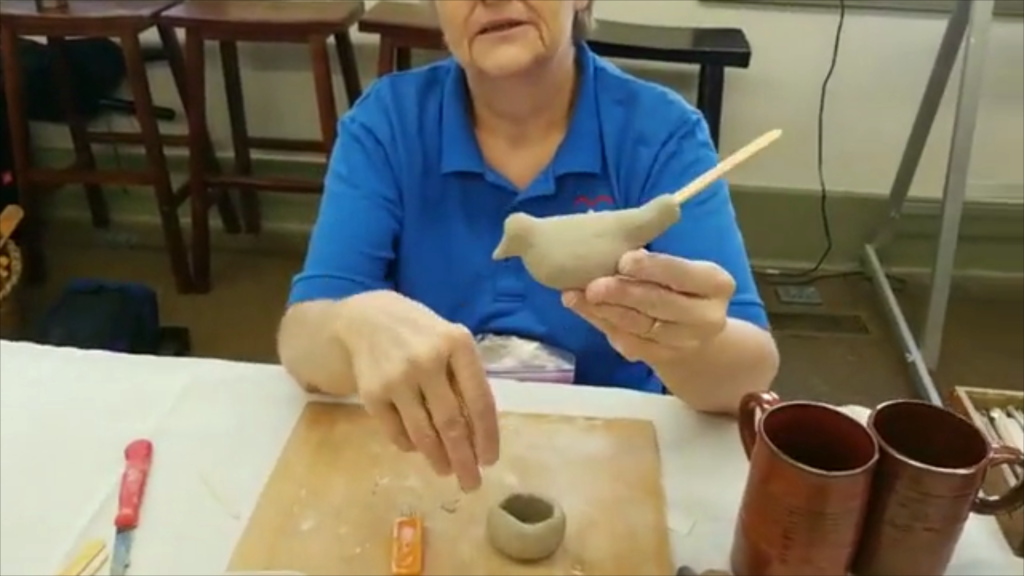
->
xmin=440 ymin=43 xmax=603 ymax=176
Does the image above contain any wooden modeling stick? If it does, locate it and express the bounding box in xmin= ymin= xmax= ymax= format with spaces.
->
xmin=670 ymin=129 xmax=782 ymax=204
xmin=492 ymin=129 xmax=783 ymax=291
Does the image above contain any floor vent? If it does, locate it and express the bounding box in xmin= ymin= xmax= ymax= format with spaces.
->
xmin=769 ymin=311 xmax=871 ymax=337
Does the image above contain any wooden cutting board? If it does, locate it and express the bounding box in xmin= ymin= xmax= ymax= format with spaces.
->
xmin=228 ymin=403 xmax=673 ymax=575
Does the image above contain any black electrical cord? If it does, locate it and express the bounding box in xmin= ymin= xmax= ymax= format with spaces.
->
xmin=759 ymin=0 xmax=845 ymax=281
xmin=805 ymin=0 xmax=845 ymax=275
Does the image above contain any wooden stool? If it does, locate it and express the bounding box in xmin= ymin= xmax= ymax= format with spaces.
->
xmin=159 ymin=0 xmax=365 ymax=293
xmin=357 ymin=1 xmax=752 ymax=148
xmin=0 ymin=0 xmax=242 ymax=293
xmin=357 ymin=0 xmax=444 ymax=75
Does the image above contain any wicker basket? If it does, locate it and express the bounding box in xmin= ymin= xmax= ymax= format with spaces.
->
xmin=0 ymin=240 xmax=24 ymax=338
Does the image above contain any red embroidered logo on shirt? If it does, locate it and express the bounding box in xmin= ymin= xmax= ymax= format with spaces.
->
xmin=573 ymin=194 xmax=613 ymax=209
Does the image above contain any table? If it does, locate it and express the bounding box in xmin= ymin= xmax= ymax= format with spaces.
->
xmin=1 ymin=340 xmax=1021 ymax=575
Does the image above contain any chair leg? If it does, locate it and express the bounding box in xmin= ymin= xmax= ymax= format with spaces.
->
xmin=0 ymin=27 xmax=45 ymax=284
xmin=157 ymin=24 xmax=242 ymax=235
xmin=333 ymin=31 xmax=363 ymax=106
xmin=309 ymin=36 xmax=339 ymax=149
xmin=121 ymin=32 xmax=193 ymax=294
xmin=377 ymin=37 xmax=397 ymax=78
xmin=696 ymin=65 xmax=725 ymax=150
xmin=47 ymin=36 xmax=109 ymax=229
xmin=219 ymin=40 xmax=261 ymax=235
xmin=396 ymin=47 xmax=412 ymax=72
xmin=184 ymin=28 xmax=212 ymax=293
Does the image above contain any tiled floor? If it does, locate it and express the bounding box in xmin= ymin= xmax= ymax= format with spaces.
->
xmin=9 ymin=228 xmax=1023 ymax=407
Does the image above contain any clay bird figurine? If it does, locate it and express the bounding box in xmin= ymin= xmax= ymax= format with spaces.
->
xmin=492 ymin=195 xmax=680 ymax=290
xmin=492 ymin=129 xmax=783 ymax=291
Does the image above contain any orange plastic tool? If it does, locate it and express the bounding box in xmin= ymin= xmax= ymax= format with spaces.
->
xmin=390 ymin=509 xmax=423 ymax=576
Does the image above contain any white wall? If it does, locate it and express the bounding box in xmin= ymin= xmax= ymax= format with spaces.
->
xmin=32 ymin=0 xmax=1024 ymax=202
xmin=620 ymin=0 xmax=1024 ymax=202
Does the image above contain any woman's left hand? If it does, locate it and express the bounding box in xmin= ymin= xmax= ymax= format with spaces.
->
xmin=562 ymin=249 xmax=736 ymax=364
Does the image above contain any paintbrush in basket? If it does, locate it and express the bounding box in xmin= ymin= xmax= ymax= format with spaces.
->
xmin=989 ymin=408 xmax=1024 ymax=452
xmin=1007 ymin=406 xmax=1024 ymax=428
xmin=987 ymin=408 xmax=1024 ymax=481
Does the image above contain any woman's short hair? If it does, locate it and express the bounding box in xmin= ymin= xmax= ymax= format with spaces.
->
xmin=573 ymin=0 xmax=596 ymax=42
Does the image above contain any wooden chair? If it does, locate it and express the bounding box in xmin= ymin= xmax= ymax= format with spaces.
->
xmin=159 ymin=1 xmax=364 ymax=293
xmin=586 ymin=23 xmax=751 ymax=148
xmin=357 ymin=1 xmax=752 ymax=147
xmin=0 ymin=0 xmax=241 ymax=293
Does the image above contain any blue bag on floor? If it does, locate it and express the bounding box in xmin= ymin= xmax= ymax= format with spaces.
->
xmin=31 ymin=279 xmax=161 ymax=354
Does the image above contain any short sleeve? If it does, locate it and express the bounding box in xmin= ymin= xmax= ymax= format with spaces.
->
xmin=642 ymin=116 xmax=768 ymax=329
xmin=287 ymin=115 xmax=401 ymax=306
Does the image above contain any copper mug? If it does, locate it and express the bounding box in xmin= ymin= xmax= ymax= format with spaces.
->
xmin=731 ymin=391 xmax=879 ymax=576
xmin=852 ymin=399 xmax=1024 ymax=575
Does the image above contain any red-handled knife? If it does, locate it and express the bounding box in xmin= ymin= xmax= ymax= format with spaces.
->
xmin=111 ymin=439 xmax=153 ymax=576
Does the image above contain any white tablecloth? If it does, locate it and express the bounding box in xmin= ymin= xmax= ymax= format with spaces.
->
xmin=1 ymin=341 xmax=1021 ymax=576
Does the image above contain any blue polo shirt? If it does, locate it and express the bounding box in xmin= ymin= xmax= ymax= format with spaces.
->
xmin=289 ymin=44 xmax=767 ymax=394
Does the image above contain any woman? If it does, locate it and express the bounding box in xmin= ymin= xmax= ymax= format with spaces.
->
xmin=278 ymin=0 xmax=778 ymax=491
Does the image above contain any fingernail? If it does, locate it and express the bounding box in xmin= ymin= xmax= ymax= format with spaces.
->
xmin=480 ymin=452 xmax=498 ymax=467
xmin=620 ymin=249 xmax=642 ymax=272
xmin=460 ymin=473 xmax=483 ymax=493
xmin=561 ymin=292 xmax=578 ymax=307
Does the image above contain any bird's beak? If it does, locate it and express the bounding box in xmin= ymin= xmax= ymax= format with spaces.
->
xmin=492 ymin=234 xmax=512 ymax=260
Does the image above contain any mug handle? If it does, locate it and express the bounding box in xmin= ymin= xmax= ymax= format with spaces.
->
xmin=738 ymin=391 xmax=780 ymax=460
xmin=972 ymin=444 xmax=1024 ymax=515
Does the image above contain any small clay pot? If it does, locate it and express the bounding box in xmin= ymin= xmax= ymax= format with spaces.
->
xmin=486 ymin=493 xmax=566 ymax=562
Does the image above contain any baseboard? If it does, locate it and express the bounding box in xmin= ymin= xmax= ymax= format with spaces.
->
xmin=32 ymin=146 xmax=1024 ymax=277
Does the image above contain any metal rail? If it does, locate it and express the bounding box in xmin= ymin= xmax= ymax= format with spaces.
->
xmin=863 ymin=0 xmax=997 ymax=405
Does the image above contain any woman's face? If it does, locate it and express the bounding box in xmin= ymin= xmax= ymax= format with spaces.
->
xmin=435 ymin=0 xmax=589 ymax=77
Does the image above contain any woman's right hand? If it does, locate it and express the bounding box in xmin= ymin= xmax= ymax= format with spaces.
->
xmin=339 ymin=290 xmax=500 ymax=492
